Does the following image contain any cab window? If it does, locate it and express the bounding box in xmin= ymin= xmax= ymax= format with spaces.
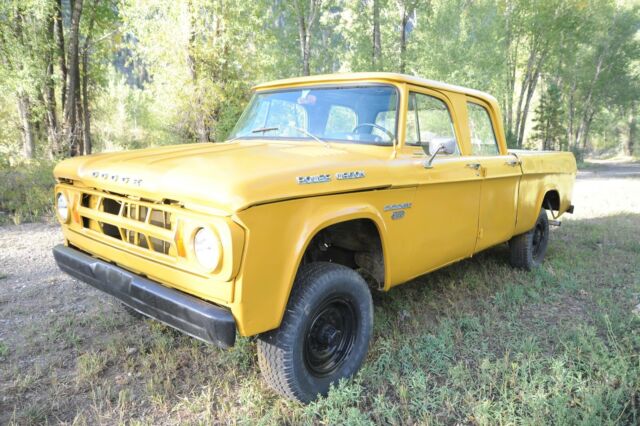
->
xmin=405 ymin=92 xmax=459 ymax=155
xmin=467 ymin=102 xmax=499 ymax=155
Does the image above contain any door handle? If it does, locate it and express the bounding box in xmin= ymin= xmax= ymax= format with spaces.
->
xmin=466 ymin=163 xmax=481 ymax=170
xmin=505 ymin=160 xmax=520 ymax=167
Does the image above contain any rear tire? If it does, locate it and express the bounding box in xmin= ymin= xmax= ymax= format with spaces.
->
xmin=509 ymin=209 xmax=549 ymax=270
xmin=257 ymin=262 xmax=373 ymax=403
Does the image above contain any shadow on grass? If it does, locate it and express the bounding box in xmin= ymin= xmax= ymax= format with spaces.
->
xmin=3 ymin=214 xmax=639 ymax=425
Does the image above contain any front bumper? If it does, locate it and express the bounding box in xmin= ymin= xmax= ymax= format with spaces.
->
xmin=53 ymin=245 xmax=236 ymax=348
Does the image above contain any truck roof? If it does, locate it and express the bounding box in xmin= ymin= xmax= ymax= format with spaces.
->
xmin=253 ymin=72 xmax=498 ymax=105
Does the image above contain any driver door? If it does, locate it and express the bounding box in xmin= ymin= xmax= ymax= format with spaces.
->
xmin=400 ymin=87 xmax=482 ymax=279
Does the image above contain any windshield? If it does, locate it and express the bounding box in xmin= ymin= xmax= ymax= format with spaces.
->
xmin=228 ymin=85 xmax=399 ymax=146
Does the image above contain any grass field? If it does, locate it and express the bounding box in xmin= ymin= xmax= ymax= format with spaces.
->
xmin=1 ymin=161 xmax=639 ymax=425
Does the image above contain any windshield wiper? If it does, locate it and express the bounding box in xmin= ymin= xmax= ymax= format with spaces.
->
xmin=223 ymin=126 xmax=278 ymax=143
xmin=289 ymin=126 xmax=330 ymax=148
xmin=250 ymin=125 xmax=329 ymax=147
xmin=251 ymin=127 xmax=280 ymax=134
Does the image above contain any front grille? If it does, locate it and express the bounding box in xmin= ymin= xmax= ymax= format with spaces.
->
xmin=78 ymin=190 xmax=176 ymax=256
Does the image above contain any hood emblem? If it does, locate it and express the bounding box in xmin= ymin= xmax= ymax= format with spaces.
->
xmin=296 ymin=170 xmax=366 ymax=185
xmin=91 ymin=171 xmax=143 ymax=187
xmin=297 ymin=174 xmax=331 ymax=185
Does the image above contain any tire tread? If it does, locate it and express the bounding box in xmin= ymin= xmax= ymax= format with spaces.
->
xmin=257 ymin=262 xmax=369 ymax=402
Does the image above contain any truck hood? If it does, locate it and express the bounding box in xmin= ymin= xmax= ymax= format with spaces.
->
xmin=54 ymin=141 xmax=396 ymax=215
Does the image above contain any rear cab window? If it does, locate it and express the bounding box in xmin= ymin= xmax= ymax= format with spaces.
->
xmin=467 ymin=102 xmax=499 ymax=156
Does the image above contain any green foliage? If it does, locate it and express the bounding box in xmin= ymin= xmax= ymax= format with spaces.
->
xmin=0 ymin=0 xmax=638 ymax=157
xmin=0 ymin=159 xmax=55 ymax=224
xmin=531 ymin=82 xmax=565 ymax=150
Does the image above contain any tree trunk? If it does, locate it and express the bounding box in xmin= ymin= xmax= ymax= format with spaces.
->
xmin=627 ymin=104 xmax=637 ymax=156
xmin=81 ymin=0 xmax=99 ymax=154
xmin=399 ymin=6 xmax=408 ymax=73
xmin=372 ymin=0 xmax=381 ymax=70
xmin=513 ymin=38 xmax=547 ymax=148
xmin=581 ymin=110 xmax=596 ymax=153
xmin=17 ymin=94 xmax=35 ymax=159
xmin=44 ymin=7 xmax=59 ymax=157
xmin=516 ymin=51 xmax=545 ymax=148
xmin=503 ymin=3 xmax=517 ymax=146
xmin=187 ymin=0 xmax=210 ymax=142
xmin=62 ymin=0 xmax=84 ymax=156
xmin=82 ymin=46 xmax=91 ymax=154
xmin=566 ymin=79 xmax=577 ymax=151
xmin=514 ymin=48 xmax=534 ymax=148
xmin=12 ymin=7 xmax=36 ymax=159
xmin=294 ymin=0 xmax=321 ymax=76
xmin=75 ymin=88 xmax=84 ymax=156
xmin=398 ymin=1 xmax=417 ymax=74
xmin=574 ymin=50 xmax=606 ymax=151
xmin=296 ymin=5 xmax=309 ymax=75
xmin=55 ymin=0 xmax=67 ymax=112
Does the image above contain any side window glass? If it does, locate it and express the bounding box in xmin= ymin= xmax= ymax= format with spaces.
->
xmin=405 ymin=92 xmax=459 ymax=155
xmin=325 ymin=105 xmax=357 ymax=134
xmin=467 ymin=102 xmax=499 ymax=155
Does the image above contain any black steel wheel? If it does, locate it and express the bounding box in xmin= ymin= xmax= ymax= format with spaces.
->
xmin=257 ymin=262 xmax=373 ymax=403
xmin=531 ymin=218 xmax=549 ymax=262
xmin=304 ymin=296 xmax=357 ymax=377
xmin=509 ymin=209 xmax=550 ymax=270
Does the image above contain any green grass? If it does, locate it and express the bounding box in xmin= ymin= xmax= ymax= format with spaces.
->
xmin=2 ymin=214 xmax=639 ymax=425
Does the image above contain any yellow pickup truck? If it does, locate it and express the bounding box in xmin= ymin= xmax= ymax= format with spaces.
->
xmin=53 ymin=72 xmax=576 ymax=402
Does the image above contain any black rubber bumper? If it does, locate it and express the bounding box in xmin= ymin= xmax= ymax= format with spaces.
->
xmin=53 ymin=245 xmax=236 ymax=348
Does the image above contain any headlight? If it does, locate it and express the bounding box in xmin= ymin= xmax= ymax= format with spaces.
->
xmin=56 ymin=192 xmax=69 ymax=223
xmin=193 ymin=227 xmax=221 ymax=271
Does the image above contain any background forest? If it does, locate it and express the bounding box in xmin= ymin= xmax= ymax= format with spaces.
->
xmin=0 ymin=0 xmax=638 ymax=221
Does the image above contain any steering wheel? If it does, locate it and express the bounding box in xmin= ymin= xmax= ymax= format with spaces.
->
xmin=352 ymin=123 xmax=395 ymax=142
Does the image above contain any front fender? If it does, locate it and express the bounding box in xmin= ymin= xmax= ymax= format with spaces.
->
xmin=230 ymin=194 xmax=390 ymax=337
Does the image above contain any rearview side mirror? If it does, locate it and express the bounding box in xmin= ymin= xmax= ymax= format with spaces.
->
xmin=421 ymin=138 xmax=457 ymax=168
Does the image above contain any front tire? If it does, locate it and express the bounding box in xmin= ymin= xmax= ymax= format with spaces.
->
xmin=257 ymin=262 xmax=373 ymax=403
xmin=509 ymin=209 xmax=550 ymax=270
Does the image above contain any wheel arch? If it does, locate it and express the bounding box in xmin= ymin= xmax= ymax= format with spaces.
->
xmin=541 ymin=188 xmax=561 ymax=211
xmin=515 ymin=181 xmax=563 ymax=235
xmin=293 ymin=208 xmax=390 ymax=290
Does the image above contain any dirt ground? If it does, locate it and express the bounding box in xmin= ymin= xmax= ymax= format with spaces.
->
xmin=1 ymin=160 xmax=639 ymax=424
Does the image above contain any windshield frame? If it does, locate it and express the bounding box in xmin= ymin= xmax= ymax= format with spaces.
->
xmin=227 ymin=83 xmax=401 ymax=148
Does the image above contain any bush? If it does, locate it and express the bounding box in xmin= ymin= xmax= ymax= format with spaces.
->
xmin=0 ymin=159 xmax=55 ymax=224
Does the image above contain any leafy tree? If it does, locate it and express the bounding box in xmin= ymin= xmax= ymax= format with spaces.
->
xmin=531 ymin=82 xmax=565 ymax=151
xmin=0 ymin=0 xmax=637 ymax=160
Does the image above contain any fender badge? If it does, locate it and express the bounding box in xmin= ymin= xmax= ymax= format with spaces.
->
xmin=384 ymin=202 xmax=412 ymax=211
xmin=391 ymin=210 xmax=406 ymax=220
xmin=336 ymin=170 xmax=365 ymax=180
